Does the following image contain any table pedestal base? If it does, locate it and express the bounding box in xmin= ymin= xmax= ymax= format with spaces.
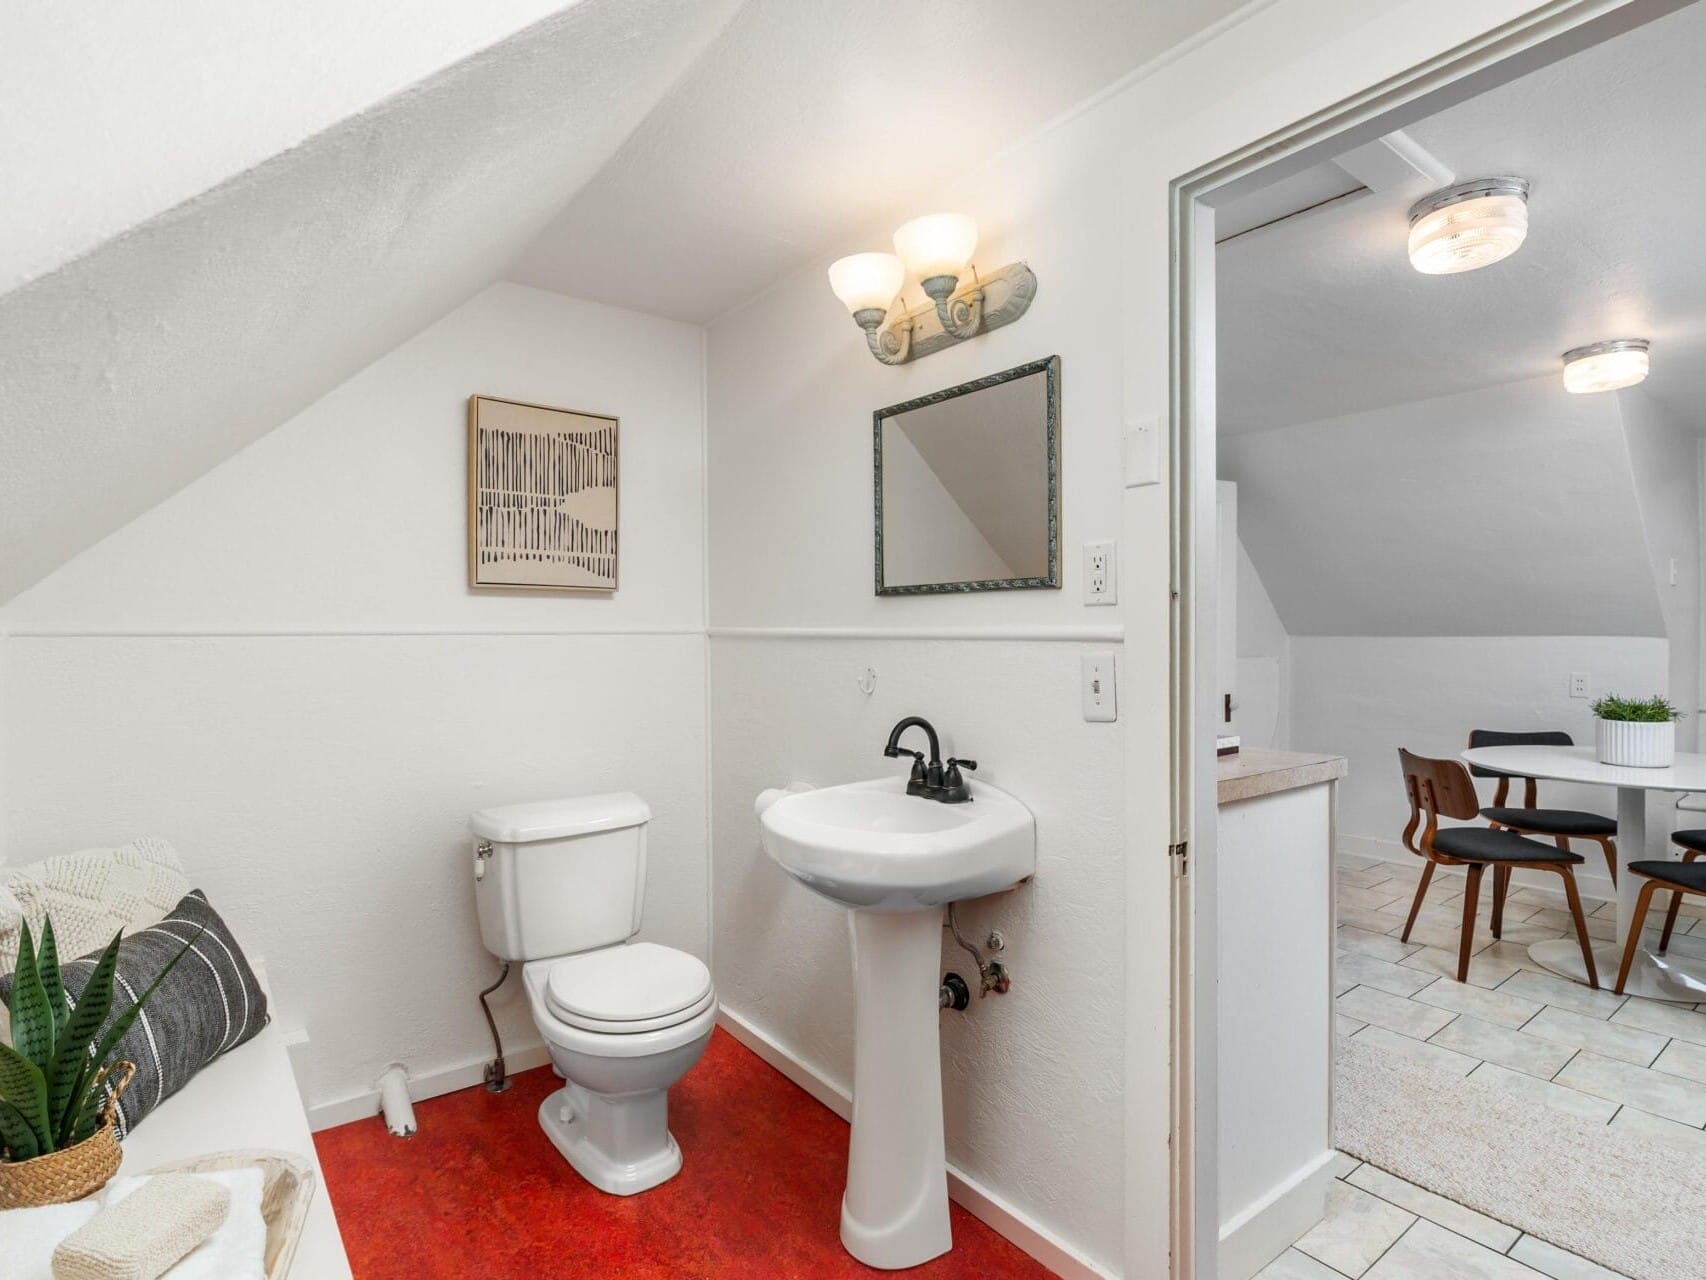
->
xmin=1528 ymin=937 xmax=1706 ymax=1003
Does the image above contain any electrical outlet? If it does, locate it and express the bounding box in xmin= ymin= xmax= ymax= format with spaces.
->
xmin=1082 ymin=652 xmax=1117 ymax=722
xmin=1084 ymin=540 xmax=1117 ymax=605
xmin=1570 ymin=671 xmax=1590 ymax=699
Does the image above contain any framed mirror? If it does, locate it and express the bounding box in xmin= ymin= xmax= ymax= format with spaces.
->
xmin=874 ymin=355 xmax=1060 ymax=595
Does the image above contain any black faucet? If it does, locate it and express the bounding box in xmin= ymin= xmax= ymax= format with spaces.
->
xmin=883 ymin=716 xmax=976 ymax=804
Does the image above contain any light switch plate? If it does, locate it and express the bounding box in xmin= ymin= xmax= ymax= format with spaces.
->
xmin=1084 ymin=540 xmax=1117 ymax=605
xmin=1124 ymin=417 xmax=1160 ymax=488
xmin=1082 ymin=652 xmax=1117 ymax=722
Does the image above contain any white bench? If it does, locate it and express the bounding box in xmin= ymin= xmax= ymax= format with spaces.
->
xmin=116 ymin=965 xmax=353 ymax=1279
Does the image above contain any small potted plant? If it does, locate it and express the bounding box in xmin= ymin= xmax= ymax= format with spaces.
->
xmin=1592 ymin=694 xmax=1683 ymax=768
xmin=0 ymin=917 xmax=195 ymax=1208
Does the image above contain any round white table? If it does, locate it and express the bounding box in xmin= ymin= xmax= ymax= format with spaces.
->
xmin=1461 ymin=744 xmax=1706 ymax=1003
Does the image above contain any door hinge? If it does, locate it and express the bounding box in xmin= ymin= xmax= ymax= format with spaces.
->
xmin=1170 ymin=840 xmax=1189 ymax=877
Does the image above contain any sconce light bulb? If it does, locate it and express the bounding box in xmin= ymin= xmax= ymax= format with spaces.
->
xmin=828 ymin=252 xmax=905 ymax=324
xmin=893 ymin=214 xmax=978 ymax=298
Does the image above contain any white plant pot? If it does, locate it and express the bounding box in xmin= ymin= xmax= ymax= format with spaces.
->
xmin=1595 ymin=717 xmax=1675 ymax=768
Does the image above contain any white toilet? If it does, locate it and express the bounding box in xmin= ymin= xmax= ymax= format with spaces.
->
xmin=472 ymin=793 xmax=716 ymax=1195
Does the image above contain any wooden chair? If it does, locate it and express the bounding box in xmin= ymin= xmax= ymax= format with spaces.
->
xmin=1613 ymin=830 xmax=1706 ymax=993
xmin=1399 ymin=748 xmax=1599 ymax=986
xmin=1467 ymin=729 xmax=1618 ymax=886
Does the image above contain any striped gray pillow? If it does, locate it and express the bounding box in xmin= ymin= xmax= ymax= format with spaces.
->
xmin=0 ymin=890 xmax=268 ymax=1137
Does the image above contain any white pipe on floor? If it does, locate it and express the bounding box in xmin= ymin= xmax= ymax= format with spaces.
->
xmin=378 ymin=1064 xmax=416 ymax=1138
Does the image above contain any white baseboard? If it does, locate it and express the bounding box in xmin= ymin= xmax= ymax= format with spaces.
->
xmin=1338 ymin=833 xmax=1617 ymax=904
xmin=1217 ymin=1150 xmax=1335 ymax=1280
xmin=716 ymin=1007 xmax=1116 ymax=1280
xmin=305 ymin=1041 xmax=553 ymax=1132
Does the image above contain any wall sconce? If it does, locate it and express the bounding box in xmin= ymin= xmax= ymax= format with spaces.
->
xmin=828 ymin=213 xmax=1037 ymax=365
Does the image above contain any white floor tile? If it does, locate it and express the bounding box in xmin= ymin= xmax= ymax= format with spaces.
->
xmin=1338 ymin=925 xmax=1422 ymax=964
xmin=1509 ymin=1235 xmax=1629 ymax=1280
xmin=1606 ymin=1102 xmax=1706 ymax=1154
xmin=1410 ymin=976 xmax=1543 ymax=1028
xmin=1340 ymin=883 xmax=1414 ymax=912
xmin=1399 ymin=945 xmax=1525 ymax=990
xmin=1465 ymin=1061 xmax=1620 ymax=1123
xmin=1326 ymin=1150 xmax=1362 ymax=1180
xmin=1350 ymin=1025 xmax=1479 ymax=1077
xmin=1428 ymin=1015 xmax=1576 ymax=1080
xmin=1337 ymin=1014 xmax=1368 ymax=1037
xmin=1337 ymin=987 xmax=1457 ymax=1040
xmin=1520 ymin=1005 xmax=1668 ymax=1067
xmin=1555 ymin=1050 xmax=1706 ymax=1126
xmin=1294 ymin=1181 xmax=1415 ymax=1278
xmin=1496 ymin=970 xmax=1627 ymax=1020
xmin=1363 ymin=1220 xmax=1544 ymax=1279
xmin=1611 ymin=996 xmax=1706 ymax=1047
xmin=1651 ymin=1036 xmax=1706 ymax=1085
xmin=1255 ymin=1249 xmax=1346 ymax=1280
xmin=1336 ymin=950 xmax=1437 ymax=998
xmin=1346 ymin=1163 xmax=1519 ymax=1253
xmin=1338 ymin=852 xmax=1385 ymax=872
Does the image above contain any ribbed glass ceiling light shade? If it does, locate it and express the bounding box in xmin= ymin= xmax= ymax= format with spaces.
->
xmin=1563 ymin=339 xmax=1650 ymax=394
xmin=1407 ymin=178 xmax=1530 ymax=275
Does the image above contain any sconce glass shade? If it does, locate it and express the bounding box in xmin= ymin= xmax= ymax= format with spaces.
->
xmin=828 ymin=252 xmax=906 ymax=322
xmin=1563 ymin=339 xmax=1650 ymax=394
xmin=1407 ymin=178 xmax=1530 ymax=275
xmin=893 ymin=214 xmax=978 ymax=294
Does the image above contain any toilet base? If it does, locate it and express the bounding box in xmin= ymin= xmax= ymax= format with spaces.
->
xmin=538 ymin=1085 xmax=682 ymax=1196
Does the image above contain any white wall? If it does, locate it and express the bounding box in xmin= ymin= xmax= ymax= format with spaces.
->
xmin=1236 ymin=541 xmax=1291 ymax=750
xmin=704 ymin=84 xmax=1132 ymax=1269
xmin=0 ymin=282 xmax=709 ymax=1111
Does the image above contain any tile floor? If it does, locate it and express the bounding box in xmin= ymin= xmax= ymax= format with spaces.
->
xmin=1261 ymin=849 xmax=1706 ymax=1280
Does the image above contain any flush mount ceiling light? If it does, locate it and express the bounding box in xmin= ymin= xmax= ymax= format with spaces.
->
xmin=828 ymin=213 xmax=1037 ymax=366
xmin=1563 ymin=339 xmax=1650 ymax=394
xmin=1407 ymin=177 xmax=1530 ymax=275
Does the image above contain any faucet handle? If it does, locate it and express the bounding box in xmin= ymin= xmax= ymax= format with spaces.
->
xmin=947 ymin=757 xmax=977 ymax=772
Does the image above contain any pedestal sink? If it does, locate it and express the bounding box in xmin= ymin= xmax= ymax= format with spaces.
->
xmin=757 ymin=776 xmax=1035 ymax=1269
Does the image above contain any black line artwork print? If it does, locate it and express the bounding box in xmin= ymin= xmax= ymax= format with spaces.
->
xmin=472 ymin=401 xmax=617 ymax=589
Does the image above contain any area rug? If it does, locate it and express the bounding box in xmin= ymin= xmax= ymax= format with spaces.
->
xmin=1335 ymin=1034 xmax=1706 ymax=1280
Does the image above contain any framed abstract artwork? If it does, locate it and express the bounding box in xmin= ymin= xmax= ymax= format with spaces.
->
xmin=467 ymin=394 xmax=618 ymax=591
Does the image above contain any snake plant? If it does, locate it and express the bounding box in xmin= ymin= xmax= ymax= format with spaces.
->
xmin=0 ymin=917 xmax=197 ymax=1160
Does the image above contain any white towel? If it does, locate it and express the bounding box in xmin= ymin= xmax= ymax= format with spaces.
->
xmin=102 ymin=1170 xmax=267 ymax=1280
xmin=0 ymin=1200 xmax=102 ymax=1280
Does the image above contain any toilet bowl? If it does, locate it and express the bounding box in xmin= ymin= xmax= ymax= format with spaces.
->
xmin=471 ymin=794 xmax=716 ymax=1196
xmin=522 ymin=944 xmax=717 ymax=1195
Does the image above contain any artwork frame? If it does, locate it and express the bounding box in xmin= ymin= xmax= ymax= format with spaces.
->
xmin=467 ymin=394 xmax=620 ymax=592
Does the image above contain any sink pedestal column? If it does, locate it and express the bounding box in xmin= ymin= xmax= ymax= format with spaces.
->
xmin=841 ymin=906 xmax=952 ymax=1269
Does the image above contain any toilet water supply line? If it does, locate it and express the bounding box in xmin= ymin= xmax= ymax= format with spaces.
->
xmin=479 ymin=963 xmax=513 ymax=1094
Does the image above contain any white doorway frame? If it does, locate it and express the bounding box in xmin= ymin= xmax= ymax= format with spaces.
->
xmin=1163 ymin=2 xmax=1695 ymax=1276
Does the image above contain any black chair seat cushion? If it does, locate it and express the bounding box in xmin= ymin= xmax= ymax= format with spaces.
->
xmin=1481 ymin=807 xmax=1616 ymax=837
xmin=1432 ymin=826 xmax=1583 ymax=864
xmin=1673 ymin=829 xmax=1706 ymax=855
xmin=1630 ymin=859 xmax=1706 ymax=893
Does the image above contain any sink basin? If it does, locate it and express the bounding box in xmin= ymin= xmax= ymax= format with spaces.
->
xmin=756 ymin=775 xmax=1035 ymax=1270
xmin=758 ymin=776 xmax=1034 ymax=911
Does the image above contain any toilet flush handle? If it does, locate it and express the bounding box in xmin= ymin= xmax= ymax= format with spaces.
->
xmin=474 ymin=841 xmax=494 ymax=882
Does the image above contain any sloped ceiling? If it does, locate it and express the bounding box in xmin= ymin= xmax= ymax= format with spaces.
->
xmin=1217 ymin=0 xmax=1706 ymax=435
xmin=1221 ymin=377 xmax=1666 ymax=638
xmin=507 ymin=0 xmax=1252 ymax=322
xmin=0 ymin=0 xmax=740 ymax=604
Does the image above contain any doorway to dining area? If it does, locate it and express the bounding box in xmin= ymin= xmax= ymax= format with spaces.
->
xmin=1207 ymin=4 xmax=1706 ymax=1278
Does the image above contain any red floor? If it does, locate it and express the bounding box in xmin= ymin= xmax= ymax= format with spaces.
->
xmin=315 ymin=1028 xmax=1058 ymax=1279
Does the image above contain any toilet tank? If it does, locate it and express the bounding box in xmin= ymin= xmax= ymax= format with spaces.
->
xmin=471 ymin=793 xmax=650 ymax=962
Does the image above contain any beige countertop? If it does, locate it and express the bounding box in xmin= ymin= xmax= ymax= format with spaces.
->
xmin=1217 ymin=748 xmax=1347 ymax=805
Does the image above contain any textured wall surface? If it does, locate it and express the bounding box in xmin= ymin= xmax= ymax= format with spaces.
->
xmin=0 ymin=0 xmax=737 ymax=604
xmin=0 ymin=283 xmax=710 ymax=1110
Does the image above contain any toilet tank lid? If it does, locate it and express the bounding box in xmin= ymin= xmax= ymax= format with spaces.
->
xmin=471 ymin=793 xmax=650 ymax=843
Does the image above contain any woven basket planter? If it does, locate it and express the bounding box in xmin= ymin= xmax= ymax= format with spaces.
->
xmin=0 ymin=1062 xmax=133 ymax=1209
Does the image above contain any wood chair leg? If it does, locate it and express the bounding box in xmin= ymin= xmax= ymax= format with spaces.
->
xmin=1401 ymin=862 xmax=1436 ymax=944
xmin=1599 ymin=838 xmax=1617 ymax=887
xmin=1458 ymin=863 xmax=1486 ymax=982
xmin=1491 ymin=866 xmax=1510 ymax=939
xmin=1660 ymin=890 xmax=1685 ymax=953
xmin=1558 ymin=867 xmax=1599 ymax=990
xmin=1615 ymin=879 xmax=1664 ymax=994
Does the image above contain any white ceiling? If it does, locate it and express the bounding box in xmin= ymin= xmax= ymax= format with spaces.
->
xmin=1216 ymin=0 xmax=1706 ymax=435
xmin=508 ymin=0 xmax=1251 ymax=322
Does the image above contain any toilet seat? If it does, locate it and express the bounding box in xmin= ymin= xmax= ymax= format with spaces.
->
xmin=545 ymin=942 xmax=711 ymax=1029
xmin=522 ymin=954 xmax=719 ymax=1060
